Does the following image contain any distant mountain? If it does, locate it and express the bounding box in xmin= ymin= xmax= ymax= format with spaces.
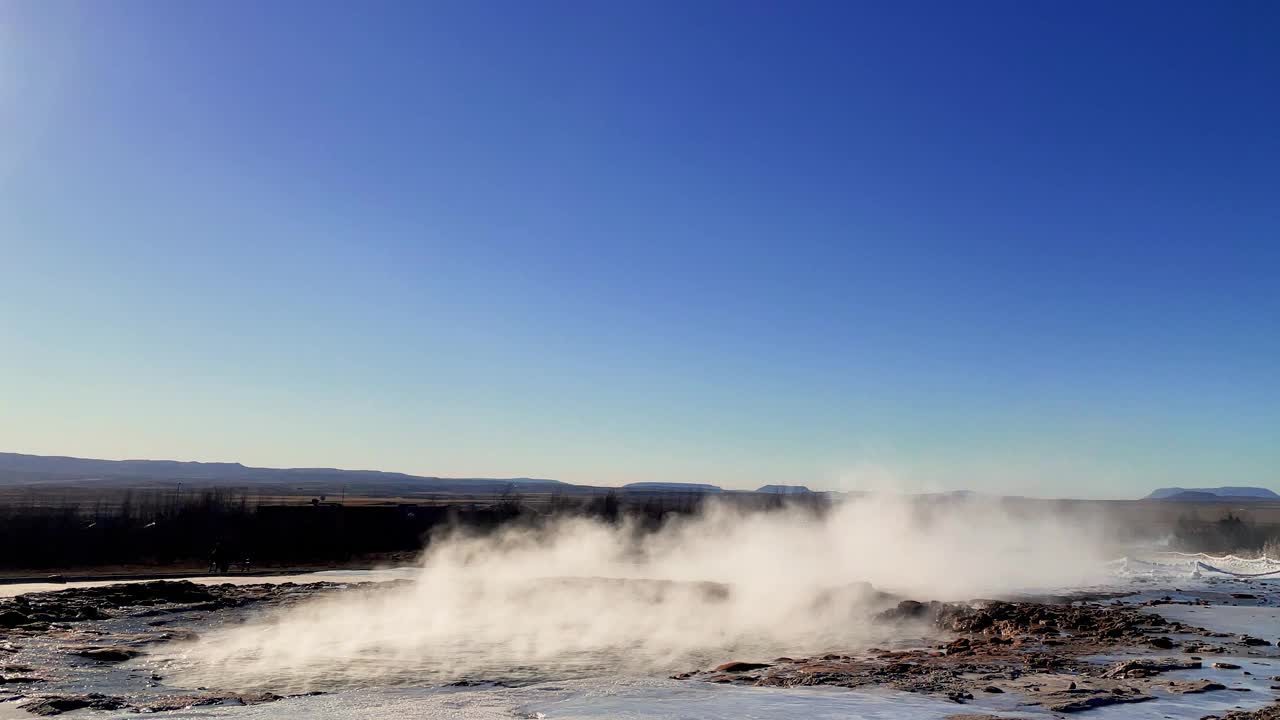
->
xmin=0 ymin=451 xmax=572 ymax=496
xmin=622 ymin=482 xmax=723 ymax=493
xmin=757 ymin=484 xmax=812 ymax=494
xmin=1155 ymin=491 xmax=1221 ymax=502
xmin=0 ymin=453 xmax=252 ymax=480
xmin=1146 ymin=486 xmax=1280 ymax=501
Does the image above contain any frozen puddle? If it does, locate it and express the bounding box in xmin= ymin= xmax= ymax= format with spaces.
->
xmin=1149 ymin=603 xmax=1280 ymax=642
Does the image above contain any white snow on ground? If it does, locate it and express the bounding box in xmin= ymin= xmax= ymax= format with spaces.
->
xmin=1111 ymin=552 xmax=1280 ymax=580
xmin=0 ymin=567 xmax=418 ymax=598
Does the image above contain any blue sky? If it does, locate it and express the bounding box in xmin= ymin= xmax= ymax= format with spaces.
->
xmin=2 ymin=1 xmax=1277 ymax=497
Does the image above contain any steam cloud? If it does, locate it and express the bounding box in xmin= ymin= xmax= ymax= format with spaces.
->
xmin=161 ymin=494 xmax=1111 ymax=692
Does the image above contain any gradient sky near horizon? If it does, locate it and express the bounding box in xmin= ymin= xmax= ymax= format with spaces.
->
xmin=2 ymin=1 xmax=1277 ymax=497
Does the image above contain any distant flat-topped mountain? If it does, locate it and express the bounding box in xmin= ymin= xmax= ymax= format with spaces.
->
xmin=622 ymin=482 xmax=723 ymax=493
xmin=757 ymin=484 xmax=812 ymax=494
xmin=1146 ymin=486 xmax=1279 ymax=502
xmin=0 ymin=451 xmax=571 ymax=496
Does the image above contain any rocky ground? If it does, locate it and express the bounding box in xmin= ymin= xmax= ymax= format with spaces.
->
xmin=677 ymin=594 xmax=1280 ymax=717
xmin=0 ymin=579 xmax=392 ymax=716
xmin=2 ymin=577 xmax=1278 ymax=718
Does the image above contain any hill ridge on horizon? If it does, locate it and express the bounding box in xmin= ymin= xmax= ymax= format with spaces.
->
xmin=0 ymin=450 xmax=562 ymax=482
xmin=3 ymin=451 xmax=1275 ymax=502
xmin=0 ymin=450 xmax=574 ymax=496
xmin=1145 ymin=486 xmax=1279 ymax=501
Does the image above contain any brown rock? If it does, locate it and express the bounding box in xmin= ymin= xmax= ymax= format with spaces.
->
xmin=71 ymin=647 xmax=142 ymax=662
xmin=714 ymin=661 xmax=771 ymax=673
xmin=1103 ymin=658 xmax=1200 ymax=679
xmin=1046 ymin=693 xmax=1154 ymax=713
xmin=20 ymin=694 xmax=128 ymax=716
xmin=1208 ymin=702 xmax=1280 ymax=719
xmin=1168 ymin=680 xmax=1227 ymax=694
xmin=0 ymin=611 xmax=31 ymax=629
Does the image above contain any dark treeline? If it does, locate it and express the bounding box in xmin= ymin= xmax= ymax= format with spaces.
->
xmin=5 ymin=488 xmax=1278 ymax=571
xmin=2 ymin=488 xmax=256 ymax=570
xmin=0 ymin=486 xmax=832 ymax=571
xmin=1170 ymin=510 xmax=1280 ymax=556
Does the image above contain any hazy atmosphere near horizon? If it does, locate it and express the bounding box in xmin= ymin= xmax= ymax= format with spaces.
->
xmin=2 ymin=1 xmax=1277 ymax=498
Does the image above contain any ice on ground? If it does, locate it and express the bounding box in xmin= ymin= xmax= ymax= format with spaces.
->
xmin=1149 ymin=602 xmax=1280 ymax=639
xmin=0 ymin=567 xmax=417 ymax=598
xmin=0 ymin=678 xmax=1037 ymax=720
xmin=1078 ymin=654 xmax=1279 ymax=719
xmin=1113 ymin=552 xmax=1280 ymax=580
xmin=7 ymin=668 xmax=1274 ymax=720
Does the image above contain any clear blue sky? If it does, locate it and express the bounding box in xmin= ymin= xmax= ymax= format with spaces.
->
xmin=2 ymin=1 xmax=1277 ymax=497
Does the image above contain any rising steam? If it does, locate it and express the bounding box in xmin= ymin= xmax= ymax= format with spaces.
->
xmin=160 ymin=494 xmax=1111 ymax=692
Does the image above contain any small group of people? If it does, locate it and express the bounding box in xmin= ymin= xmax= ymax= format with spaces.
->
xmin=207 ymin=543 xmax=252 ymax=574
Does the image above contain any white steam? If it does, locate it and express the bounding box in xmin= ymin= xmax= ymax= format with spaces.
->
xmin=161 ymin=495 xmax=1111 ymax=692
